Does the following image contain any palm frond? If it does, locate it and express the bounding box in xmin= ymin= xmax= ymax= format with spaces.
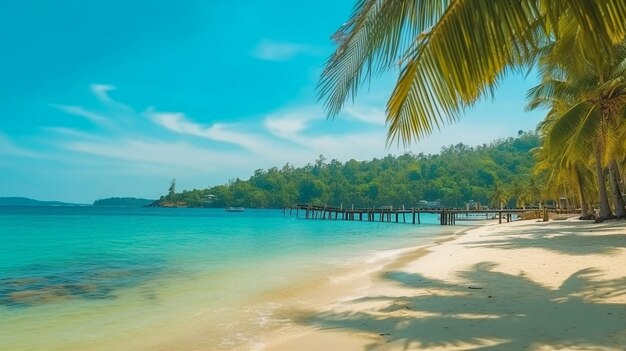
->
xmin=386 ymin=0 xmax=543 ymax=145
xmin=318 ymin=0 xmax=450 ymax=117
xmin=319 ymin=0 xmax=626 ymax=145
xmin=547 ymin=101 xmax=601 ymax=163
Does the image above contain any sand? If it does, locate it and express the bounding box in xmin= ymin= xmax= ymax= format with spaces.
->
xmin=264 ymin=218 xmax=626 ymax=351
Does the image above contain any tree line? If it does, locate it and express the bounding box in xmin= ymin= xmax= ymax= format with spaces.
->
xmin=156 ymin=132 xmax=545 ymax=209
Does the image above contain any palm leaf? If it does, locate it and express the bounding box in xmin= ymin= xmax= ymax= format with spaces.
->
xmin=319 ymin=0 xmax=626 ymax=145
xmin=386 ymin=0 xmax=542 ymax=145
xmin=318 ymin=0 xmax=450 ymax=117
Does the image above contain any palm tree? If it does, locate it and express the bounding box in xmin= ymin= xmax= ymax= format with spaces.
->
xmin=510 ymin=180 xmax=527 ymax=209
xmin=523 ymin=176 xmax=543 ymax=209
xmin=319 ymin=1 xmax=626 ymax=144
xmin=490 ymin=183 xmax=508 ymax=210
xmin=527 ymin=41 xmax=626 ymax=220
xmin=532 ymin=119 xmax=596 ymax=219
xmin=573 ymin=164 xmax=596 ymax=219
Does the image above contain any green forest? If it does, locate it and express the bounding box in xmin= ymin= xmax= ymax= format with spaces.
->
xmin=155 ymin=132 xmax=545 ymax=209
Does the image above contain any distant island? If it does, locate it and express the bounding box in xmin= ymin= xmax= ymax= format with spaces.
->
xmin=0 ymin=197 xmax=85 ymax=207
xmin=93 ymin=197 xmax=155 ymax=207
xmin=0 ymin=197 xmax=156 ymax=207
xmin=152 ymin=132 xmax=543 ymax=209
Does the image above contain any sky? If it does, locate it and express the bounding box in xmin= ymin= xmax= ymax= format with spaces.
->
xmin=0 ymin=1 xmax=545 ymax=203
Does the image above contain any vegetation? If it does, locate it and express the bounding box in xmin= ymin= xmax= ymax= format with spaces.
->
xmin=154 ymin=132 xmax=544 ymax=209
xmin=92 ymin=197 xmax=155 ymax=207
xmin=320 ymin=1 xmax=626 ymax=144
xmin=321 ymin=1 xmax=626 ymax=220
xmin=526 ymin=27 xmax=626 ymax=220
xmin=155 ymin=3 xmax=626 ymax=218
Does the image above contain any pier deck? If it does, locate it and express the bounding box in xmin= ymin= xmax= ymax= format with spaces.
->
xmin=292 ymin=204 xmax=549 ymax=225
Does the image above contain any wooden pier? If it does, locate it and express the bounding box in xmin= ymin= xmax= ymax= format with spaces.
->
xmin=292 ymin=204 xmax=541 ymax=225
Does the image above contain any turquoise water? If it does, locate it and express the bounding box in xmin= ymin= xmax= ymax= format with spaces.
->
xmin=0 ymin=207 xmax=454 ymax=350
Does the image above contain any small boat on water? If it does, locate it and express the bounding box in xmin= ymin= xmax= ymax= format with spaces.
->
xmin=225 ymin=207 xmax=244 ymax=212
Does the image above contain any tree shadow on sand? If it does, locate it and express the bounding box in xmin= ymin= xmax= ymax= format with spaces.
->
xmin=468 ymin=222 xmax=626 ymax=256
xmin=294 ymin=262 xmax=626 ymax=350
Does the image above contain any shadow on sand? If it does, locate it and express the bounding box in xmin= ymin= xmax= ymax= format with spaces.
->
xmin=290 ymin=224 xmax=626 ymax=350
xmin=469 ymin=221 xmax=626 ymax=256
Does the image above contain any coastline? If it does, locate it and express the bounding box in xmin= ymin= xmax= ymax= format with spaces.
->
xmin=262 ymin=218 xmax=626 ymax=351
xmin=0 ymin=208 xmax=450 ymax=351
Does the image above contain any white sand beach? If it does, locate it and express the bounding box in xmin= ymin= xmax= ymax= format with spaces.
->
xmin=265 ymin=219 xmax=626 ymax=351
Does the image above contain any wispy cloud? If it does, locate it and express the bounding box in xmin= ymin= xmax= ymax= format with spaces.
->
xmin=7 ymin=84 xmax=410 ymax=200
xmin=263 ymin=106 xmax=399 ymax=161
xmin=264 ymin=107 xmax=324 ymax=141
xmin=43 ymin=127 xmax=98 ymax=140
xmin=91 ymin=84 xmax=116 ymax=104
xmin=62 ymin=138 xmax=252 ymax=172
xmin=344 ymin=106 xmax=387 ymax=126
xmin=44 ymin=85 xmax=408 ymax=171
xmin=90 ymin=84 xmax=134 ymax=114
xmin=0 ymin=132 xmax=40 ymax=158
xmin=252 ymin=39 xmax=323 ymax=61
xmin=50 ymin=83 xmax=136 ymax=130
xmin=52 ymin=104 xmax=114 ymax=128
xmin=147 ymin=110 xmax=276 ymax=153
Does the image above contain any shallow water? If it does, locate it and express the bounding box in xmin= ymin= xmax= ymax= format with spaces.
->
xmin=0 ymin=207 xmax=459 ymax=350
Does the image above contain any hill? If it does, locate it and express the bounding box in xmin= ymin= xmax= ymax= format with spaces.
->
xmin=153 ymin=132 xmax=543 ymax=209
xmin=92 ymin=197 xmax=155 ymax=207
xmin=0 ymin=197 xmax=84 ymax=207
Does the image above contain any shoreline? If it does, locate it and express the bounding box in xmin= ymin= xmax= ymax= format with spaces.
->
xmin=0 ymin=210 xmax=451 ymax=351
xmin=263 ymin=218 xmax=626 ymax=351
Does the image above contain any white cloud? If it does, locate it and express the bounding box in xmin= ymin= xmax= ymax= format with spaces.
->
xmin=33 ymin=85 xmax=428 ymax=200
xmin=0 ymin=133 xmax=40 ymax=158
xmin=43 ymin=127 xmax=98 ymax=140
xmin=147 ymin=110 xmax=277 ymax=154
xmin=263 ymin=106 xmax=403 ymax=161
xmin=63 ymin=139 xmax=253 ymax=172
xmin=52 ymin=104 xmax=114 ymax=128
xmin=90 ymin=84 xmax=135 ymax=114
xmin=252 ymin=39 xmax=323 ymax=61
xmin=344 ymin=105 xmax=387 ymax=126
xmin=264 ymin=107 xmax=324 ymax=141
xmin=90 ymin=84 xmax=116 ymax=104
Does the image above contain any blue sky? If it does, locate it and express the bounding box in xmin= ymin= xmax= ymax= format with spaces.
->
xmin=0 ymin=1 xmax=545 ymax=203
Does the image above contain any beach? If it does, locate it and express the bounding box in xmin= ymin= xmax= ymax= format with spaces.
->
xmin=0 ymin=207 xmax=450 ymax=351
xmin=1 ymin=208 xmax=624 ymax=350
xmin=263 ymin=218 xmax=626 ymax=351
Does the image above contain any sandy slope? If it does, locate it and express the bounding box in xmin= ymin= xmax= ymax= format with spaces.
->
xmin=267 ymin=219 xmax=626 ymax=351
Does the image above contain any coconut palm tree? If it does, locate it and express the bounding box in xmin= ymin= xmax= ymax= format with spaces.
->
xmin=527 ymin=40 xmax=626 ymax=220
xmin=526 ymin=178 xmax=544 ymax=209
xmin=510 ymin=180 xmax=527 ymax=209
xmin=532 ymin=115 xmax=596 ymax=219
xmin=572 ymin=165 xmax=592 ymax=218
xmin=319 ymin=1 xmax=626 ymax=144
xmin=490 ymin=183 xmax=508 ymax=210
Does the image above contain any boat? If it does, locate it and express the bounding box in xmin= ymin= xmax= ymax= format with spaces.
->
xmin=225 ymin=207 xmax=244 ymax=212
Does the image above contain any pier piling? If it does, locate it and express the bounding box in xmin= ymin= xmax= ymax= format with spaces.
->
xmin=294 ymin=204 xmax=537 ymax=226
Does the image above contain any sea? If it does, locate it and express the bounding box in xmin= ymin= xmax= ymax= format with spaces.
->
xmin=0 ymin=207 xmax=460 ymax=351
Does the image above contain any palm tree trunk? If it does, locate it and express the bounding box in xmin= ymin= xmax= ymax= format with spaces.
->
xmin=608 ymin=159 xmax=626 ymax=218
xmin=574 ymin=166 xmax=590 ymax=218
xmin=593 ymin=145 xmax=613 ymax=220
xmin=563 ymin=185 xmax=571 ymax=211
